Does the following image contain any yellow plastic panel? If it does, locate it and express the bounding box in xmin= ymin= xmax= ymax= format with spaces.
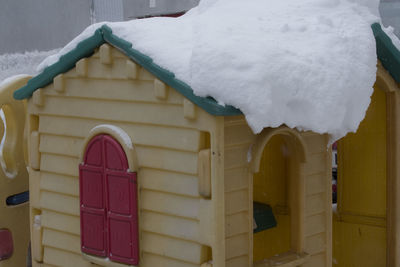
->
xmin=334 ymin=87 xmax=387 ymax=266
xmin=253 ymin=135 xmax=291 ymax=261
xmin=339 ymin=87 xmax=386 ymax=217
xmin=333 ymin=220 xmax=386 ymax=267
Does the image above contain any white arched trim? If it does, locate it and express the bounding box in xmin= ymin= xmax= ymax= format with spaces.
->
xmin=251 ymin=126 xmax=307 ymax=173
xmin=79 ymin=124 xmax=138 ymax=172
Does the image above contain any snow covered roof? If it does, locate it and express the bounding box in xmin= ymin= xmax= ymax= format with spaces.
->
xmin=12 ymin=0 xmax=400 ymax=141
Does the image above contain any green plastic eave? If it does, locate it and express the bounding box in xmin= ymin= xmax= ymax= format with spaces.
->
xmin=13 ymin=25 xmax=241 ymax=116
xmin=372 ymin=23 xmax=400 ymax=83
xmin=13 ymin=29 xmax=105 ymax=100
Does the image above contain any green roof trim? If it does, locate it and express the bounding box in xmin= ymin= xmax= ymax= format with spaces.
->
xmin=13 ymin=24 xmax=241 ymax=116
xmin=13 ymin=29 xmax=104 ymax=100
xmin=372 ymin=23 xmax=400 ymax=83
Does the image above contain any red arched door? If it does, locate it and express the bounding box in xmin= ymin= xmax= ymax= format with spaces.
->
xmin=79 ymin=134 xmax=139 ymax=265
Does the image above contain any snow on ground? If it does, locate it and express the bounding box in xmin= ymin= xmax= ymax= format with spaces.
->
xmin=0 ymin=49 xmax=59 ymax=83
xmin=38 ymin=0 xmax=382 ymax=141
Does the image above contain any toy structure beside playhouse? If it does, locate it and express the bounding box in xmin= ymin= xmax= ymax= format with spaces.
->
xmin=0 ymin=15 xmax=400 ymax=267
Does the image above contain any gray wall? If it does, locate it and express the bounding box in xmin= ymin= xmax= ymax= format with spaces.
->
xmin=380 ymin=0 xmax=400 ymax=38
xmin=93 ymin=0 xmax=124 ymax=22
xmin=123 ymin=0 xmax=199 ymax=19
xmin=0 ymin=0 xmax=92 ymax=54
xmin=0 ymin=0 xmax=200 ymax=54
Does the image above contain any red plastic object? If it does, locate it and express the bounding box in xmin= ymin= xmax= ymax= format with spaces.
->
xmin=80 ymin=134 xmax=139 ymax=265
xmin=0 ymin=229 xmax=13 ymax=261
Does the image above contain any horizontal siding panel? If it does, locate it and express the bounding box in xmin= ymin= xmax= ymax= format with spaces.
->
xmin=34 ymin=96 xmax=207 ymax=129
xmin=142 ymin=252 xmax=198 ymax=267
xmin=226 ymin=211 xmax=249 ymax=237
xmin=226 ymin=255 xmax=249 ymax=267
xmin=142 ymin=232 xmax=207 ymax=264
xmin=306 ymin=193 xmax=326 ymax=216
xmin=224 ymin=167 xmax=249 ymax=193
xmin=141 ymin=168 xmax=199 ymax=197
xmin=224 ymin=123 xmax=254 ymax=146
xmin=91 ymin=48 xmax=127 ymax=59
xmin=304 ymin=153 xmax=327 ymax=176
xmin=223 ymin=116 xmax=247 ymax=126
xmin=141 ymin=190 xmax=200 ymax=220
xmin=87 ymin=57 xmax=129 ymax=80
xmin=39 ymin=115 xmax=203 ymax=152
xmin=83 ymin=57 xmax=154 ymax=81
xmin=46 ymin=78 xmax=183 ymax=105
xmin=305 ymin=252 xmax=326 ymax=267
xmin=136 ymin=146 xmax=198 ymax=175
xmin=305 ymin=233 xmax=326 ymax=255
xmin=224 ymin=145 xmax=250 ymax=170
xmin=40 ymin=191 xmax=79 ymax=216
xmin=226 ymin=233 xmax=249 ymax=259
xmin=141 ymin=211 xmax=200 ymax=242
xmin=302 ymin=133 xmax=326 ymax=155
xmin=306 ymin=173 xmax=326 ymax=196
xmin=41 ymin=210 xmax=80 ymax=236
xmin=225 ymin=189 xmax=249 ymax=215
xmin=40 ymin=146 xmax=198 ymax=176
xmin=40 ymin=172 xmax=79 ymax=197
xmin=43 ymin=228 xmax=81 ymax=254
xmin=305 ymin=213 xmax=326 ymax=236
xmin=65 ymin=62 xmax=157 ymax=82
xmin=43 ymin=246 xmax=91 ymax=267
xmin=40 ymin=153 xmax=79 ymax=177
xmin=40 ymin=134 xmax=83 ymax=158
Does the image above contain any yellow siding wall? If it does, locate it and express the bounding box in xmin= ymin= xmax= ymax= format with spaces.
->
xmin=223 ymin=116 xmax=331 ymax=267
xmin=224 ymin=117 xmax=255 ymax=267
xmin=302 ymin=132 xmax=332 ymax=267
xmin=27 ymin=45 xmax=221 ymax=267
xmin=333 ymin=86 xmax=387 ymax=267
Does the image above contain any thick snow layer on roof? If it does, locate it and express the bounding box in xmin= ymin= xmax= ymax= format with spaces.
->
xmin=38 ymin=0 xmax=381 ymax=141
xmin=0 ymin=49 xmax=59 ymax=83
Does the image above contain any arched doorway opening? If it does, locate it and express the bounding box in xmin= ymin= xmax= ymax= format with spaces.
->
xmin=252 ymin=129 xmax=306 ymax=264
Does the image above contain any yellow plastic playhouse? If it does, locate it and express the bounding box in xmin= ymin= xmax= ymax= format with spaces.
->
xmin=0 ymin=18 xmax=399 ymax=267
xmin=6 ymin=24 xmax=334 ymax=267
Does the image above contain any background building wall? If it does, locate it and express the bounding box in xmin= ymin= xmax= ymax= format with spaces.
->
xmin=0 ymin=0 xmax=92 ymax=54
xmin=380 ymin=0 xmax=400 ymax=37
xmin=122 ymin=0 xmax=199 ymax=19
xmin=0 ymin=0 xmax=200 ymax=54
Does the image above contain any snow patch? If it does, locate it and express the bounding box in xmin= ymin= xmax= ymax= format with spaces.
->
xmin=0 ymin=49 xmax=59 ymax=83
xmin=38 ymin=0 xmax=381 ymax=141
